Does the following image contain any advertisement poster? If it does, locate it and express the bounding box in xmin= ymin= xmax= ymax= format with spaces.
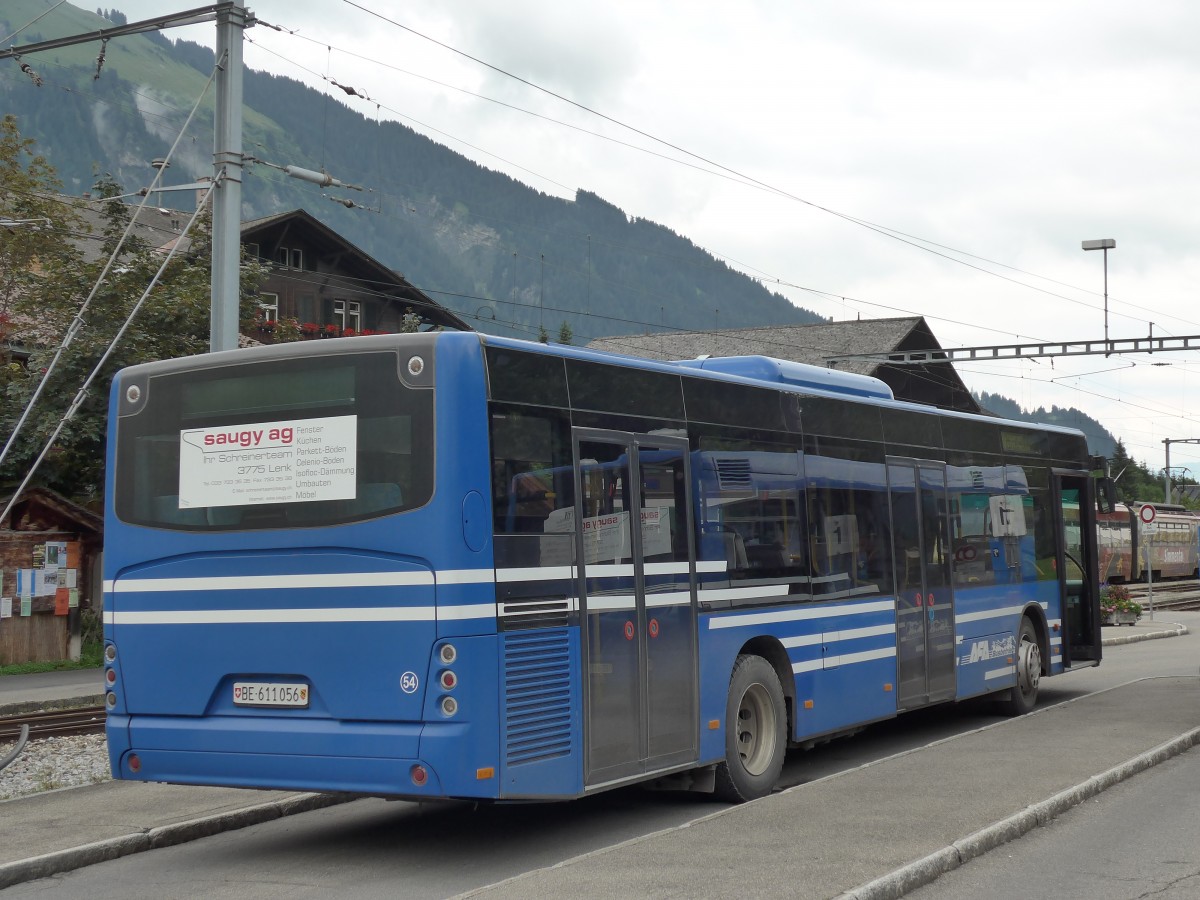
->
xmin=178 ymin=414 xmax=358 ymax=508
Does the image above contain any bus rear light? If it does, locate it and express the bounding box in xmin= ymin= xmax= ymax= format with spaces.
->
xmin=105 ymin=692 xmax=117 ymax=709
xmin=440 ymin=696 xmax=458 ymax=717
xmin=128 ymin=753 xmax=141 ymax=773
xmin=439 ymin=670 xmax=457 ymax=690
xmin=105 ymin=668 xmax=117 ymax=685
xmin=104 ymin=644 xmax=117 ymax=663
xmin=439 ymin=644 xmax=457 ymax=665
xmin=410 ymin=765 xmax=428 ymax=787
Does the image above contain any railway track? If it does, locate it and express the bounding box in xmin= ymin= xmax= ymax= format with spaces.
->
xmin=0 ymin=706 xmax=107 ymax=743
xmin=1126 ymin=579 xmax=1200 ymax=612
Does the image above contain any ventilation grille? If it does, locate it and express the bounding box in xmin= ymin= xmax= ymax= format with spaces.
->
xmin=715 ymin=457 xmax=752 ymax=491
xmin=503 ymin=629 xmax=573 ymax=766
xmin=499 ymin=596 xmax=572 ymax=631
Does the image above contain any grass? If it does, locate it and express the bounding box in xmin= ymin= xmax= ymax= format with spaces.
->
xmin=0 ymin=640 xmax=103 ymax=677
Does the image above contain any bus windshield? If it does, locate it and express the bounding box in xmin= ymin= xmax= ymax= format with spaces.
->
xmin=114 ymin=350 xmax=433 ymax=530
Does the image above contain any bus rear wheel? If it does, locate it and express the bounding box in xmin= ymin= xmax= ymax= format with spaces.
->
xmin=999 ymin=617 xmax=1042 ymax=717
xmin=714 ymin=654 xmax=786 ymax=802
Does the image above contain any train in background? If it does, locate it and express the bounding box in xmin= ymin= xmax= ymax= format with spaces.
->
xmin=1097 ymin=502 xmax=1200 ymax=583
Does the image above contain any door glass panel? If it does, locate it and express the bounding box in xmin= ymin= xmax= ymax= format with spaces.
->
xmin=578 ymin=440 xmax=640 ymax=779
xmin=919 ymin=466 xmax=955 ymax=701
xmin=639 ymin=445 xmax=696 ymax=761
xmin=888 ymin=463 xmax=926 ymax=707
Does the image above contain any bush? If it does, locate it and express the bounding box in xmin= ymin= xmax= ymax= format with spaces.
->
xmin=1100 ymin=583 xmax=1142 ymax=618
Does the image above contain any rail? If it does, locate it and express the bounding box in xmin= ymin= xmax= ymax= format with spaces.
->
xmin=0 ymin=706 xmax=107 ymax=743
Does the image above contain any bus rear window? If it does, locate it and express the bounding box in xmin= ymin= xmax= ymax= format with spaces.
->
xmin=115 ymin=352 xmax=433 ymax=530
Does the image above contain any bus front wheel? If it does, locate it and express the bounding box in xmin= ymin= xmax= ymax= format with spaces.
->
xmin=714 ymin=654 xmax=786 ymax=802
xmin=1000 ymin=617 xmax=1042 ymax=717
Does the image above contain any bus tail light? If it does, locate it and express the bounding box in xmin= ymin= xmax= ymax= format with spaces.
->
xmin=440 ymin=670 xmax=457 ymax=690
xmin=105 ymin=669 xmax=117 ymax=686
xmin=128 ymin=753 xmax=141 ymax=774
xmin=439 ymin=644 xmax=457 ymax=665
xmin=105 ymin=691 xmax=117 ymax=709
xmin=410 ymin=765 xmax=428 ymax=787
xmin=440 ymin=696 xmax=458 ymax=717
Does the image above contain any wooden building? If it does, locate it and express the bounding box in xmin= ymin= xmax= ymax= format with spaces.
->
xmin=0 ymin=488 xmax=102 ymax=665
xmin=241 ymin=209 xmax=470 ymax=339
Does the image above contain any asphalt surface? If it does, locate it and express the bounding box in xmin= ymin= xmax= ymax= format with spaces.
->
xmin=0 ymin=619 xmax=1195 ymax=898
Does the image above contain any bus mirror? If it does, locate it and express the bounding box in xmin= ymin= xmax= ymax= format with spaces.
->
xmin=1090 ymin=455 xmax=1116 ymax=513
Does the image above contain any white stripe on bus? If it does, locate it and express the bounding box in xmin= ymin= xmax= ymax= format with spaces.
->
xmin=102 ymin=560 xmax=729 ymax=595
xmin=790 ymin=645 xmax=896 ymax=674
xmin=781 ymin=623 xmax=895 ymax=649
xmin=103 ymin=603 xmax=495 ymax=625
xmin=955 ymin=602 xmax=1051 ymax=625
xmin=984 ymin=665 xmax=1016 ymax=681
xmin=584 ymin=595 xmax=637 ymax=612
xmin=108 ymin=572 xmax=435 ymax=593
xmin=708 ymin=599 xmax=894 ymax=629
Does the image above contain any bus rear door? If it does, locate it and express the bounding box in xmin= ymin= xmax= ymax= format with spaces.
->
xmin=887 ymin=458 xmax=957 ymax=710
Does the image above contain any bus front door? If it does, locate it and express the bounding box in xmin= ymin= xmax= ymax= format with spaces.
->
xmin=1054 ymin=472 xmax=1102 ymax=666
xmin=574 ymin=430 xmax=699 ymax=787
xmin=888 ymin=459 xmax=956 ymax=710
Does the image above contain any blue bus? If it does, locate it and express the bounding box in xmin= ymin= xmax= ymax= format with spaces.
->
xmin=103 ymin=332 xmax=1104 ymax=802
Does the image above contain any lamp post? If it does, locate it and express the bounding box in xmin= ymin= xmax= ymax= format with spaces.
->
xmin=1082 ymin=239 xmax=1115 ymax=354
xmin=1162 ymin=438 xmax=1200 ymax=504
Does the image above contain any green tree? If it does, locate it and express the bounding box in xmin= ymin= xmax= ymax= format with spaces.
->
xmin=1 ymin=136 xmax=267 ymax=503
xmin=1108 ymin=439 xmax=1163 ymax=505
xmin=557 ymin=321 xmax=573 ymax=345
xmin=0 ymin=115 xmax=87 ymax=352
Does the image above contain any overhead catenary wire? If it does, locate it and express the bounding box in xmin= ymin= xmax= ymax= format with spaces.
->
xmin=0 ymin=178 xmax=220 ymax=527
xmin=246 ymin=22 xmax=1200 ymax=348
xmin=0 ymin=55 xmax=222 ymax=473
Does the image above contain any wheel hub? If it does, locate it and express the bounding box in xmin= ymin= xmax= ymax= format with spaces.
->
xmin=1017 ymin=636 xmax=1042 ymax=695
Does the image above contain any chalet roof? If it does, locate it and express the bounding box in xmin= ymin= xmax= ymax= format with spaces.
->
xmin=587 ymin=317 xmax=981 ymax=413
xmin=0 ymin=487 xmax=103 ymax=534
xmin=588 ymin=318 xmax=921 ymax=375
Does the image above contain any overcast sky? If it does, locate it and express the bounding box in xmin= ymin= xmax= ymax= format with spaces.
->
xmin=102 ymin=1 xmax=1200 ymax=477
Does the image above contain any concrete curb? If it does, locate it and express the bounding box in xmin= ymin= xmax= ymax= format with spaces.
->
xmin=836 ymin=726 xmax=1200 ymax=900
xmin=0 ymin=694 xmax=106 ymax=718
xmin=1102 ymin=622 xmax=1188 ymax=646
xmin=0 ymin=791 xmax=353 ymax=890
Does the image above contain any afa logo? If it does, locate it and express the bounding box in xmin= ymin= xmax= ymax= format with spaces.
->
xmin=958 ymin=635 xmax=1016 ymax=666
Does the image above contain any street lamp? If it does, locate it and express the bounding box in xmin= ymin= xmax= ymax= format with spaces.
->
xmin=1082 ymin=239 xmax=1115 ymax=354
xmin=1162 ymin=438 xmax=1200 ymax=504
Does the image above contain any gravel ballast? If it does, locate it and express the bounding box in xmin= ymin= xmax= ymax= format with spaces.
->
xmin=0 ymin=734 xmax=110 ymax=801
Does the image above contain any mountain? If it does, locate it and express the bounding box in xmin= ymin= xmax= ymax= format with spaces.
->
xmin=0 ymin=2 xmax=825 ymax=343
xmin=974 ymin=391 xmax=1117 ymax=458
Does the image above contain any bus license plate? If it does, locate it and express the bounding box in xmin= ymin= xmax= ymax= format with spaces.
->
xmin=233 ymin=682 xmax=309 ymax=707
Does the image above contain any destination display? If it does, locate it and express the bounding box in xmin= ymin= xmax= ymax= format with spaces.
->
xmin=178 ymin=414 xmax=358 ymax=508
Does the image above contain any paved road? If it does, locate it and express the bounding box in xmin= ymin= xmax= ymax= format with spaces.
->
xmin=2 ymin=619 xmax=1190 ymax=897
xmin=3 ymin=613 xmax=1197 ymax=898
xmin=908 ymin=748 xmax=1200 ymax=900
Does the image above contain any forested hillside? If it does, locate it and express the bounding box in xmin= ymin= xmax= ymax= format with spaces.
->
xmin=974 ymin=391 xmax=1116 ymax=458
xmin=0 ymin=2 xmax=824 ymax=343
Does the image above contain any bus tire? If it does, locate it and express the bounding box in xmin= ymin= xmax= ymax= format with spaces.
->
xmin=1000 ymin=617 xmax=1042 ymax=717
xmin=714 ymin=654 xmax=786 ymax=802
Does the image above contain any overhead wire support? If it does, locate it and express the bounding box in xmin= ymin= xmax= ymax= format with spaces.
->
xmin=825 ymin=333 xmax=1200 ymax=368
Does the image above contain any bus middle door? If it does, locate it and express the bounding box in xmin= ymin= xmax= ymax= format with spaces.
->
xmin=574 ymin=430 xmax=698 ymax=788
